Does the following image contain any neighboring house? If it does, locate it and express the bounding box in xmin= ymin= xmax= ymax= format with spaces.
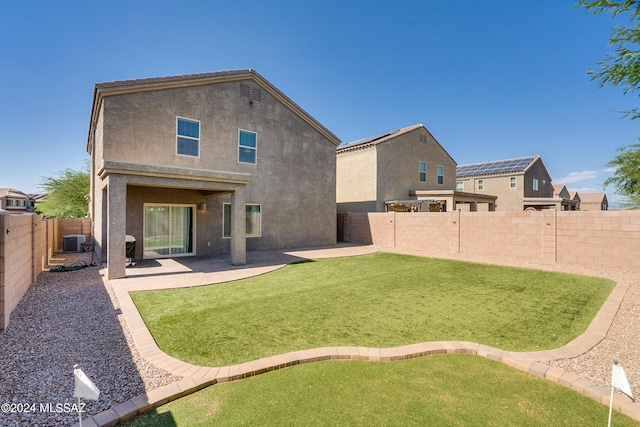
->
xmin=580 ymin=192 xmax=609 ymax=211
xmin=552 ymin=184 xmax=578 ymax=210
xmin=87 ymin=69 xmax=340 ymax=279
xmin=337 ymin=124 xmax=495 ymax=213
xmin=569 ymin=191 xmax=581 ymax=210
xmin=456 ymin=156 xmax=560 ymax=211
xmin=0 ymin=188 xmax=29 ymax=212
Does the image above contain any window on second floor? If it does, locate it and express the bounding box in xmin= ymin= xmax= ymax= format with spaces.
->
xmin=419 ymin=162 xmax=427 ymax=182
xmin=437 ymin=165 xmax=444 ymax=184
xmin=239 ymin=130 xmax=257 ymax=164
xmin=177 ymin=117 xmax=200 ymax=157
xmin=533 ymin=178 xmax=539 ymax=191
xmin=456 ymin=181 xmax=464 ymax=191
xmin=477 ymin=179 xmax=484 ymax=190
xmin=510 ymin=177 xmax=517 ymax=188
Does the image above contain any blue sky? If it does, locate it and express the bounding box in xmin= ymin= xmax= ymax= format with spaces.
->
xmin=1 ymin=0 xmax=637 ymax=206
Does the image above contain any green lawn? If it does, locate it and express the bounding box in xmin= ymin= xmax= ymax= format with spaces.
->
xmin=131 ymin=252 xmax=615 ymax=367
xmin=123 ymin=355 xmax=640 ymax=427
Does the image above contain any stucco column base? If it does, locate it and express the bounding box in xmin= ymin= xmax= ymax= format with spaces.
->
xmin=230 ymin=187 xmax=246 ymax=266
xmin=106 ymin=176 xmax=127 ymax=279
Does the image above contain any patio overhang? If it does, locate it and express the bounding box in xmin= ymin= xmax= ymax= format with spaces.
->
xmin=96 ymin=160 xmax=252 ymax=279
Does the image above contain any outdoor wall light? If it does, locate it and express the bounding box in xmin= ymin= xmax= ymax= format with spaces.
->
xmin=249 ymin=100 xmax=254 ymax=107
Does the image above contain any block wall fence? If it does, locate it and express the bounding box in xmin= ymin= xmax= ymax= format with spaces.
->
xmin=340 ymin=210 xmax=640 ymax=272
xmin=0 ymin=214 xmax=91 ymax=330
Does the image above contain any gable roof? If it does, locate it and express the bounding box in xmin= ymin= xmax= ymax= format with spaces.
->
xmin=87 ymin=69 xmax=341 ymax=153
xmin=0 ymin=188 xmax=28 ymax=199
xmin=336 ymin=124 xmax=456 ymax=164
xmin=456 ymin=156 xmax=539 ymax=178
xmin=580 ymin=192 xmax=608 ymax=204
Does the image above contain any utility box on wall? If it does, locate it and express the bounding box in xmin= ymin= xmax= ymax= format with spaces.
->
xmin=62 ymin=234 xmax=85 ymax=253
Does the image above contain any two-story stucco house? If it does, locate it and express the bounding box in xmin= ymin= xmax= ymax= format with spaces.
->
xmin=336 ymin=124 xmax=495 ymax=213
xmin=0 ymin=188 xmax=29 ymax=212
xmin=87 ymin=70 xmax=340 ymax=279
xmin=456 ymin=156 xmax=559 ymax=211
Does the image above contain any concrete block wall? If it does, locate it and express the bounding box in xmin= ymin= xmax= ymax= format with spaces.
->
xmin=0 ymin=214 xmax=42 ymax=330
xmin=556 ymin=211 xmax=640 ymax=270
xmin=346 ymin=210 xmax=640 ymax=272
xmin=0 ymin=214 xmax=88 ymax=331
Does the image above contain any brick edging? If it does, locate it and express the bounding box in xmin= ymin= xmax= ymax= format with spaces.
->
xmin=74 ymin=250 xmax=639 ymax=426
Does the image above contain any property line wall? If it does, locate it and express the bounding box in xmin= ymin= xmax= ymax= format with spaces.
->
xmin=343 ymin=211 xmax=640 ymax=272
xmin=0 ymin=215 xmax=90 ymax=330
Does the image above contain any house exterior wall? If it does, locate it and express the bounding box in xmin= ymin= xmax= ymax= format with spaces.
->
xmin=523 ymin=160 xmax=553 ymax=198
xmin=336 ymin=147 xmax=377 ymax=213
xmin=92 ymin=75 xmax=337 ymax=262
xmin=376 ymin=128 xmax=457 ymax=212
xmin=456 ymin=159 xmax=553 ymax=211
xmin=336 ymin=126 xmax=456 ymax=213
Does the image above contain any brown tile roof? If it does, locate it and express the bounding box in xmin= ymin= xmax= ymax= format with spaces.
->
xmin=336 ymin=124 xmax=456 ymax=164
xmin=88 ymin=69 xmax=340 ymax=151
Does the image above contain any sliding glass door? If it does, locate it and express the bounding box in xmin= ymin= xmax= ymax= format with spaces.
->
xmin=143 ymin=204 xmax=194 ymax=258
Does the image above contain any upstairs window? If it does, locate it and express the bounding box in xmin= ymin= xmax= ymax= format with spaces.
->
xmin=456 ymin=181 xmax=464 ymax=191
xmin=533 ymin=178 xmax=539 ymax=191
xmin=177 ymin=117 xmax=200 ymax=157
xmin=239 ymin=130 xmax=257 ymax=164
xmin=419 ymin=162 xmax=427 ymax=182
xmin=478 ymin=179 xmax=484 ymax=191
xmin=437 ymin=165 xmax=444 ymax=185
xmin=510 ymin=177 xmax=517 ymax=188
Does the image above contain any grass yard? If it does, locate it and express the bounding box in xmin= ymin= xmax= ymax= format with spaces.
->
xmin=131 ymin=252 xmax=615 ymax=367
xmin=123 ymin=355 xmax=640 ymax=427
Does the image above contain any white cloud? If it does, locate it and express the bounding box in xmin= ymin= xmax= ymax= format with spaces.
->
xmin=553 ymin=170 xmax=598 ymax=184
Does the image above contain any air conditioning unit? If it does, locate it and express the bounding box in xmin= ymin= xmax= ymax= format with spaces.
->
xmin=63 ymin=234 xmax=86 ymax=253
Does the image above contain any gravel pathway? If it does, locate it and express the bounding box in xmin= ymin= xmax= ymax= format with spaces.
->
xmin=0 ymin=252 xmax=179 ymax=427
xmin=0 ymin=249 xmax=638 ymax=426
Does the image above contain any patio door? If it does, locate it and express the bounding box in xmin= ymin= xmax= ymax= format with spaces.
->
xmin=143 ymin=204 xmax=195 ymax=258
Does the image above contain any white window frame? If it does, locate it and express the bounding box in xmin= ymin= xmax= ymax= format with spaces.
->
xmin=437 ymin=165 xmax=444 ymax=185
xmin=419 ymin=161 xmax=427 ymax=182
xmin=477 ymin=179 xmax=484 ymax=191
xmin=176 ymin=116 xmax=200 ymax=157
xmin=238 ymin=129 xmax=257 ymax=164
xmin=510 ymin=177 xmax=517 ymax=189
xmin=223 ymin=203 xmax=262 ymax=238
xmin=533 ymin=178 xmax=539 ymax=191
xmin=456 ymin=181 xmax=464 ymax=191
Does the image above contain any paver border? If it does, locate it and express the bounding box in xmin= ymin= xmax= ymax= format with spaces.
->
xmin=73 ymin=246 xmax=640 ymax=426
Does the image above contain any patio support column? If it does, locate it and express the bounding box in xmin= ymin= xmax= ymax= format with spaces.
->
xmin=106 ymin=175 xmax=127 ymax=279
xmin=230 ymin=186 xmax=246 ymax=266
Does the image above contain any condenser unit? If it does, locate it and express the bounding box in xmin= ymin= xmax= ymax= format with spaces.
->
xmin=63 ymin=234 xmax=85 ymax=253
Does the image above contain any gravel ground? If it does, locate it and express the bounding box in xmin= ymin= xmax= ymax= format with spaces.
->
xmin=0 ymin=252 xmax=179 ymax=427
xmin=0 ymin=249 xmax=638 ymax=426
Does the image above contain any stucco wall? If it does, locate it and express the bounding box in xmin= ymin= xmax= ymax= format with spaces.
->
xmin=376 ymin=128 xmax=456 ymax=212
xmin=96 ymin=78 xmax=337 ymax=258
xmin=336 ymin=127 xmax=456 ymax=213
xmin=345 ymin=210 xmax=640 ymax=272
xmin=336 ymin=147 xmax=377 ymax=213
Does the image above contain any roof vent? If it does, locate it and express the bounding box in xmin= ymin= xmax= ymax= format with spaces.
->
xmin=240 ymin=84 xmax=261 ymax=102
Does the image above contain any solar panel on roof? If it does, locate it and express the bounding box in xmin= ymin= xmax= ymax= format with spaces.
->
xmin=456 ymin=157 xmax=535 ymax=177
